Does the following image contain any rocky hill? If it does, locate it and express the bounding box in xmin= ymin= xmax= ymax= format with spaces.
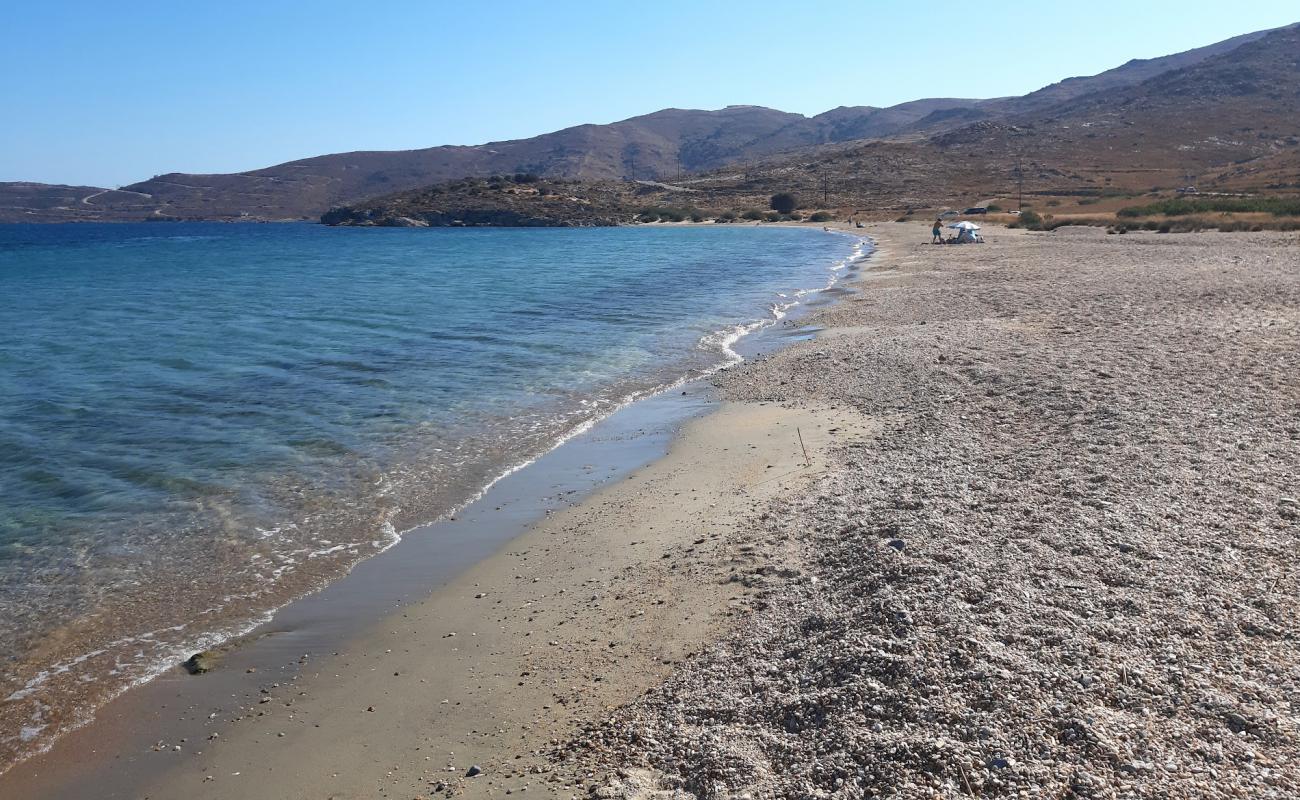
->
xmin=319 ymin=176 xmax=648 ymax=227
xmin=5 ymin=23 xmax=1290 ymax=224
xmin=933 ymin=23 xmax=1300 ymax=186
xmin=6 ymin=104 xmax=973 ymax=223
xmin=333 ymin=24 xmax=1300 ymax=228
xmin=660 ymin=23 xmax=1300 ymax=216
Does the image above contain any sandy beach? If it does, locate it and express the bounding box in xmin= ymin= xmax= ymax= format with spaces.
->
xmin=5 ymin=221 xmax=1298 ymax=799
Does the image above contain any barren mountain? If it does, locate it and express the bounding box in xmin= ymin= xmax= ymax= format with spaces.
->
xmin=1 ymin=23 xmax=1293 ymax=223
xmin=933 ymin=23 xmax=1300 ymax=186
xmin=3 ymin=102 xmax=984 ymax=222
xmin=985 ymin=24 xmax=1285 ymax=116
xmin=667 ymin=23 xmax=1300 ymax=216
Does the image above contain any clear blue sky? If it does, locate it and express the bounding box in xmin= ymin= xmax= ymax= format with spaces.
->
xmin=3 ymin=1 xmax=1297 ymax=187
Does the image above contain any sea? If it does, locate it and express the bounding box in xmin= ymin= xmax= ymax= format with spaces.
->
xmin=0 ymin=221 xmax=866 ymax=768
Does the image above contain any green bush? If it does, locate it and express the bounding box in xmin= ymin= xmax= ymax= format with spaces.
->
xmin=1033 ymin=217 xmax=1112 ymax=231
xmin=638 ymin=206 xmax=691 ymax=223
xmin=718 ymin=210 xmax=738 ymax=222
xmin=769 ymin=193 xmax=798 ymax=214
xmin=1019 ymin=210 xmax=1043 ymax=227
xmin=764 ymin=212 xmax=781 ymax=222
xmin=741 ymin=209 xmax=765 ymax=220
xmin=809 ymin=211 xmax=834 ymax=222
xmin=1118 ymin=197 xmax=1300 ymax=218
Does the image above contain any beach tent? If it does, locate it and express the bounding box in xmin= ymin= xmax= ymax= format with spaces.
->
xmin=947 ymin=220 xmax=981 ymax=243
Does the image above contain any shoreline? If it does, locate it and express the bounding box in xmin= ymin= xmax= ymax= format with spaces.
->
xmin=11 ymin=222 xmax=1297 ymax=797
xmin=2 ymin=395 xmax=878 ymax=800
xmin=0 ymin=225 xmax=872 ymax=796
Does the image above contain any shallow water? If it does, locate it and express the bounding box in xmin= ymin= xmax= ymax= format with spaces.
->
xmin=0 ymin=222 xmax=865 ymax=767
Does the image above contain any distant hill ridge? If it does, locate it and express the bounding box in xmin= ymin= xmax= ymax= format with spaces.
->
xmin=0 ymin=22 xmax=1294 ymax=223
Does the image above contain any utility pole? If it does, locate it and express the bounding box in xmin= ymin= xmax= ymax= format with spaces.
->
xmin=1017 ymin=156 xmax=1024 ymax=212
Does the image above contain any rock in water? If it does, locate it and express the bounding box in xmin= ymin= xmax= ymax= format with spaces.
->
xmin=182 ymin=651 xmax=218 ymax=674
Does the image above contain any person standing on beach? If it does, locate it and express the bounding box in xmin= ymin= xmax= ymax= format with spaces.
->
xmin=932 ymin=218 xmax=944 ymax=243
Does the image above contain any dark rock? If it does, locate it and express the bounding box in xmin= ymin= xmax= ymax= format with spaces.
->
xmin=183 ymin=651 xmax=218 ymax=674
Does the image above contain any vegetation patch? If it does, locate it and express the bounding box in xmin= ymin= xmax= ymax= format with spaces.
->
xmin=1118 ymin=197 xmax=1300 ymax=217
xmin=769 ymin=193 xmax=798 ymax=214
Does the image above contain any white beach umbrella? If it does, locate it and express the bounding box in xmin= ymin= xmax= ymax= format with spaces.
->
xmin=947 ymin=221 xmax=981 ymax=230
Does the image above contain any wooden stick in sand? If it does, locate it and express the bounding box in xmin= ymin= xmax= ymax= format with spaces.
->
xmin=797 ymin=427 xmax=810 ymax=467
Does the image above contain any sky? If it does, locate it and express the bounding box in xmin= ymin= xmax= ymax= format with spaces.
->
xmin=3 ymin=1 xmax=1297 ymax=187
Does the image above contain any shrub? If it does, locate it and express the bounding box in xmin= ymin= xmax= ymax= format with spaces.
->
xmin=1019 ymin=210 xmax=1043 ymax=227
xmin=1034 ymin=217 xmax=1111 ymax=231
xmin=1046 ymin=200 xmax=1061 ymax=207
xmin=769 ymin=193 xmax=798 ymax=214
xmin=764 ymin=212 xmax=782 ymax=222
xmin=809 ymin=211 xmax=834 ymax=222
xmin=639 ymin=206 xmax=690 ymax=223
xmin=986 ymin=204 xmax=1002 ymax=212
xmin=741 ymin=209 xmax=765 ymax=220
xmin=1118 ymin=197 xmax=1300 ymax=217
xmin=718 ymin=210 xmax=738 ymax=222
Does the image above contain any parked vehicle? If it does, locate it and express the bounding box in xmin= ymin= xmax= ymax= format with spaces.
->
xmin=963 ymin=206 xmax=989 ymax=215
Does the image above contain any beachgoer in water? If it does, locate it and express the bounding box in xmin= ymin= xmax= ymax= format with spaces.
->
xmin=932 ymin=218 xmax=943 ymax=243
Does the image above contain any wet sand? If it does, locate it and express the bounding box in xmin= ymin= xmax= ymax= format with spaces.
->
xmin=3 ymin=389 xmax=875 ymax=799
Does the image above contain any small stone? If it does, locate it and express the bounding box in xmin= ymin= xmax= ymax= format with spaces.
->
xmin=466 ymin=765 xmax=483 ymax=777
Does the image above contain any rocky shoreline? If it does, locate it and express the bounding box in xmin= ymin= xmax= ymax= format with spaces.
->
xmin=561 ymin=224 xmax=1300 ymax=798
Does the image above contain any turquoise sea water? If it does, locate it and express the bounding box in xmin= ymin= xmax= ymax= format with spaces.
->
xmin=0 ymin=222 xmax=865 ymax=763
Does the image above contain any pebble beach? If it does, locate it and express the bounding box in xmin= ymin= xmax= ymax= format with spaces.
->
xmin=572 ymin=224 xmax=1300 ymax=798
xmin=5 ymin=222 xmax=1297 ymax=800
